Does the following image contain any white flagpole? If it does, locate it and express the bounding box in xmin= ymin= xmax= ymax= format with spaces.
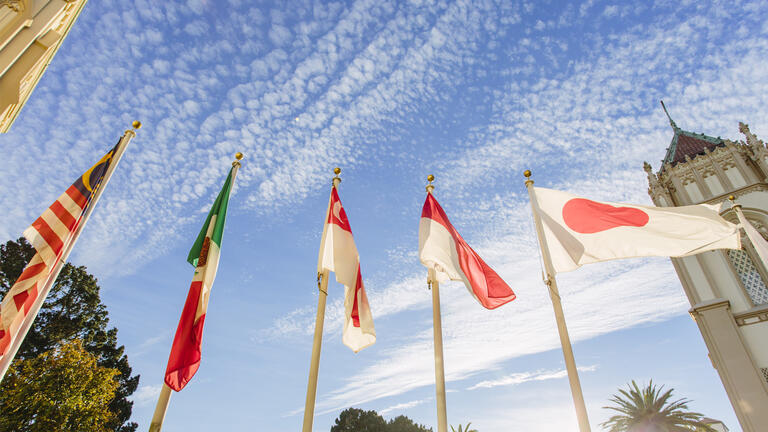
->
xmin=524 ymin=170 xmax=591 ymax=432
xmin=148 ymin=153 xmax=243 ymax=432
xmin=426 ymin=175 xmax=448 ymax=432
xmin=302 ymin=168 xmax=341 ymax=432
xmin=0 ymin=121 xmax=141 ymax=383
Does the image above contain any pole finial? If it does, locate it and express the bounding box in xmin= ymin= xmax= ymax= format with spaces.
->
xmin=232 ymin=152 xmax=243 ymax=167
xmin=729 ymin=195 xmax=735 ymax=202
xmin=332 ymin=167 xmax=341 ymax=187
xmin=132 ymin=121 xmax=142 ymax=130
xmin=524 ymin=169 xmax=534 ymax=186
xmin=426 ymin=174 xmax=435 ymax=193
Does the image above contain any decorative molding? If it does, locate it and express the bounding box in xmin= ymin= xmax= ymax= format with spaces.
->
xmin=733 ymin=304 xmax=768 ymax=326
xmin=705 ymin=183 xmax=768 ymax=205
xmin=0 ymin=0 xmax=23 ymax=12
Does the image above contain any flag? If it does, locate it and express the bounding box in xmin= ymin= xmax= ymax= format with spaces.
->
xmin=164 ymin=167 xmax=235 ymax=391
xmin=735 ymin=208 xmax=768 ymax=268
xmin=532 ymin=186 xmax=741 ymax=273
xmin=318 ymin=186 xmax=375 ymax=352
xmin=0 ymin=142 xmax=120 ymax=357
xmin=419 ymin=192 xmax=516 ymax=309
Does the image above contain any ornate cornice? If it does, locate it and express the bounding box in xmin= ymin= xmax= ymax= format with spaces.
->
xmin=0 ymin=0 xmax=23 ymax=12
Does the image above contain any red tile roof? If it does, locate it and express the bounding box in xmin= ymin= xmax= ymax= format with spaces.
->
xmin=664 ymin=129 xmax=725 ymax=166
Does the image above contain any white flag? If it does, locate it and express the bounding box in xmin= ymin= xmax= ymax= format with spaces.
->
xmin=533 ymin=187 xmax=740 ymax=273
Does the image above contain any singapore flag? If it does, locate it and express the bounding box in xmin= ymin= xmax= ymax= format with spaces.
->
xmin=532 ymin=187 xmax=741 ymax=273
xmin=318 ymin=187 xmax=376 ymax=352
xmin=419 ymin=192 xmax=516 ymax=309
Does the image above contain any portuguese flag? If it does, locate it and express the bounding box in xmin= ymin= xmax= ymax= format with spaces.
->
xmin=164 ymin=167 xmax=235 ymax=392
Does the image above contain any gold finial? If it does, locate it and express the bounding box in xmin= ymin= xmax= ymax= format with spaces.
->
xmin=524 ymin=169 xmax=533 ymax=186
xmin=132 ymin=121 xmax=142 ymax=130
xmin=426 ymin=174 xmax=435 ymax=193
xmin=332 ymin=167 xmax=341 ymax=187
xmin=728 ymin=195 xmax=735 ymax=202
xmin=232 ymin=152 xmax=243 ymax=167
xmin=334 ymin=167 xmax=341 ymax=175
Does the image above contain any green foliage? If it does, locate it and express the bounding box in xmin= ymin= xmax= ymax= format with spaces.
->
xmin=331 ymin=408 xmax=433 ymax=432
xmin=450 ymin=423 xmax=477 ymax=432
xmin=331 ymin=408 xmax=387 ymax=432
xmin=388 ymin=415 xmax=433 ymax=432
xmin=0 ymin=339 xmax=120 ymax=432
xmin=601 ymin=380 xmax=716 ymax=432
xmin=0 ymin=238 xmax=139 ymax=432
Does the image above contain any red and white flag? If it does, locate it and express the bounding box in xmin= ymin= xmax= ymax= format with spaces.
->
xmin=419 ymin=192 xmax=516 ymax=309
xmin=532 ymin=187 xmax=741 ymax=273
xmin=0 ymin=143 xmax=119 ymax=357
xmin=318 ymin=187 xmax=375 ymax=353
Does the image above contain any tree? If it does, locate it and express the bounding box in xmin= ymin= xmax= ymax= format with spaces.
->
xmin=0 ymin=238 xmax=139 ymax=432
xmin=388 ymin=415 xmax=433 ymax=432
xmin=0 ymin=339 xmax=120 ymax=432
xmin=331 ymin=408 xmax=433 ymax=432
xmin=331 ymin=408 xmax=387 ymax=432
xmin=601 ymin=380 xmax=715 ymax=432
xmin=450 ymin=423 xmax=477 ymax=432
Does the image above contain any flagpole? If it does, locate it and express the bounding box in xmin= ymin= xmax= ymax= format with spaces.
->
xmin=302 ymin=168 xmax=340 ymax=432
xmin=148 ymin=152 xmax=243 ymax=432
xmin=426 ymin=175 xmax=449 ymax=432
xmin=524 ymin=170 xmax=591 ymax=432
xmin=0 ymin=121 xmax=141 ymax=383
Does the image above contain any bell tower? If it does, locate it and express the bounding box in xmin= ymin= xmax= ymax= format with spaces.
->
xmin=644 ymin=103 xmax=768 ymax=432
xmin=0 ymin=0 xmax=88 ymax=133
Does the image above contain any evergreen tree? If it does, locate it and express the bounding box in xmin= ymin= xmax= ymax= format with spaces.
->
xmin=0 ymin=238 xmax=139 ymax=432
xmin=0 ymin=339 xmax=120 ymax=432
xmin=331 ymin=408 xmax=433 ymax=432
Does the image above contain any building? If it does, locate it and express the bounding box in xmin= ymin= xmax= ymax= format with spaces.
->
xmin=700 ymin=418 xmax=729 ymax=432
xmin=644 ymin=106 xmax=768 ymax=432
xmin=0 ymin=0 xmax=87 ymax=133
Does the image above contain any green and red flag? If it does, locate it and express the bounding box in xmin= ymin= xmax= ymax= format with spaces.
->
xmin=164 ymin=166 xmax=236 ymax=391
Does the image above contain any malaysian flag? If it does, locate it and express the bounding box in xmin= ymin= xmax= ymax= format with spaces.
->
xmin=0 ymin=141 xmax=120 ymax=357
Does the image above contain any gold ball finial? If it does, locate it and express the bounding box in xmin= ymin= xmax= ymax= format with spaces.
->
xmin=334 ymin=167 xmax=341 ymax=175
xmin=728 ymin=195 xmax=735 ymax=201
xmin=427 ymin=174 xmax=435 ymax=182
xmin=524 ymin=169 xmax=532 ymax=178
xmin=132 ymin=121 xmax=142 ymax=130
xmin=235 ymin=152 xmax=244 ymax=161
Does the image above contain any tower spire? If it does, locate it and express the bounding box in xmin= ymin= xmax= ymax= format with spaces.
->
xmin=660 ymin=100 xmax=677 ymax=129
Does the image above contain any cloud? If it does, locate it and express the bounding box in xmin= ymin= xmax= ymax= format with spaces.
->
xmin=131 ymin=384 xmax=162 ymax=406
xmin=467 ymin=365 xmax=598 ymax=390
xmin=380 ymin=398 xmax=432 ymax=415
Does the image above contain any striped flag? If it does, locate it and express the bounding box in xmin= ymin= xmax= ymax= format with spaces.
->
xmin=164 ymin=167 xmax=235 ymax=392
xmin=318 ymin=186 xmax=375 ymax=352
xmin=0 ymin=142 xmax=120 ymax=357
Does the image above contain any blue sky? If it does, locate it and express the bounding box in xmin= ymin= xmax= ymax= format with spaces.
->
xmin=2 ymin=0 xmax=768 ymax=430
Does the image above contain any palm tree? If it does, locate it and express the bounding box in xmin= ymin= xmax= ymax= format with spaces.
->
xmin=450 ymin=423 xmax=477 ymax=432
xmin=601 ymin=380 xmax=715 ymax=432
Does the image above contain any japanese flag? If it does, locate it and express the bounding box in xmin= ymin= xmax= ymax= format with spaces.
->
xmin=532 ymin=187 xmax=741 ymax=273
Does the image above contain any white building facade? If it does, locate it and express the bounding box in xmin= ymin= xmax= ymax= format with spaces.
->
xmin=0 ymin=0 xmax=87 ymax=133
xmin=645 ymin=116 xmax=768 ymax=432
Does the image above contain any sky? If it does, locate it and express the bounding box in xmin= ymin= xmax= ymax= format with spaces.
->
xmin=1 ymin=0 xmax=768 ymax=431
